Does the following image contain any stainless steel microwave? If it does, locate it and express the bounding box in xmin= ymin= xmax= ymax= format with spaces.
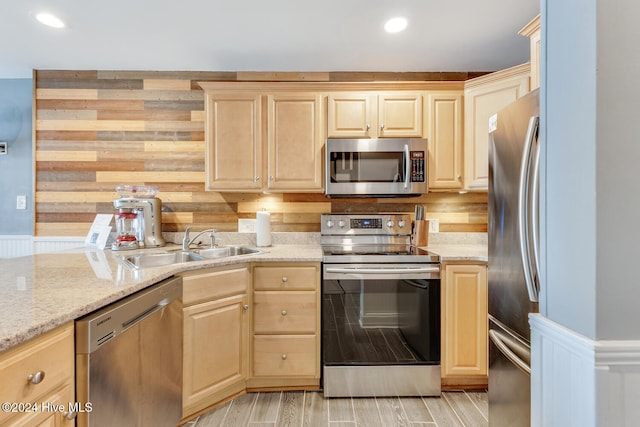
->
xmin=325 ymin=138 xmax=428 ymax=198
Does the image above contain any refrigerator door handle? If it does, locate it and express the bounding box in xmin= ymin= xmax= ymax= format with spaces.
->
xmin=489 ymin=329 xmax=531 ymax=375
xmin=530 ymin=126 xmax=541 ymax=286
xmin=517 ymin=116 xmax=540 ymax=303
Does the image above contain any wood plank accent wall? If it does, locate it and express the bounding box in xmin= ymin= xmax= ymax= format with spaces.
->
xmin=34 ymin=70 xmax=488 ymax=236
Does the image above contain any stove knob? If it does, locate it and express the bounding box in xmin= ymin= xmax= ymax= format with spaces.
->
xmin=338 ymin=220 xmax=346 ymax=228
xmin=398 ymin=220 xmax=406 ymax=228
xmin=387 ymin=220 xmax=395 ymax=228
xmin=326 ymin=220 xmax=334 ymax=228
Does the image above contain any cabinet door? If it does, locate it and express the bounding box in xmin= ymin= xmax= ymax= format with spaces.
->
xmin=327 ymin=93 xmax=376 ymax=138
xmin=267 ymin=93 xmax=323 ymax=191
xmin=463 ymin=65 xmax=530 ymax=190
xmin=442 ymin=264 xmax=488 ymax=379
xmin=378 ymin=92 xmax=423 ymax=137
xmin=204 ymin=92 xmax=262 ymax=190
xmin=182 ymin=293 xmax=249 ymax=417
xmin=426 ymin=92 xmax=463 ymax=190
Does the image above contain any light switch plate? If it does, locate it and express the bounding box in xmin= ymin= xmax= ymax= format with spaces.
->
xmin=16 ymin=195 xmax=27 ymax=210
xmin=429 ymin=219 xmax=439 ymax=233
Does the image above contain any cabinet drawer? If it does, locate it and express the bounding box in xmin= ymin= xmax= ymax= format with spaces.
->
xmin=253 ymin=291 xmax=316 ymax=334
xmin=253 ymin=335 xmax=317 ymax=377
xmin=0 ymin=323 xmax=74 ymax=423
xmin=182 ymin=265 xmax=249 ymax=306
xmin=254 ymin=266 xmax=317 ymax=291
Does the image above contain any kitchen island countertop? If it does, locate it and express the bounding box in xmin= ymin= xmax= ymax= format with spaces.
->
xmin=0 ymin=238 xmax=487 ymax=353
xmin=0 ymin=244 xmax=322 ymax=353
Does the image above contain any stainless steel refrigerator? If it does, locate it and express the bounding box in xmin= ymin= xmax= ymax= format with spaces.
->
xmin=488 ymin=88 xmax=540 ymax=426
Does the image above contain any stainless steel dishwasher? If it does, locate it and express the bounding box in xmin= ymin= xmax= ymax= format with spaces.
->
xmin=75 ymin=276 xmax=183 ymax=427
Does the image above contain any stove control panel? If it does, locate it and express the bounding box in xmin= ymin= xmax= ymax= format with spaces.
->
xmin=321 ymin=214 xmax=411 ymax=235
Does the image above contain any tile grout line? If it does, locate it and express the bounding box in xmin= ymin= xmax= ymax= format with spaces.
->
xmin=462 ymin=390 xmax=488 ymax=423
xmin=440 ymin=392 xmax=466 ymax=427
xmin=419 ymin=395 xmax=438 ymax=426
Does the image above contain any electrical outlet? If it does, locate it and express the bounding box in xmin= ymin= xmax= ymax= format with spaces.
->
xmin=16 ymin=195 xmax=27 ymax=210
xmin=238 ymin=218 xmax=256 ymax=232
xmin=429 ymin=219 xmax=439 ymax=233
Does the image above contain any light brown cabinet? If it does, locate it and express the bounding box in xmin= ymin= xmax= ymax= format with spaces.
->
xmin=201 ymin=83 xmax=323 ymax=192
xmin=181 ymin=265 xmax=250 ymax=418
xmin=266 ymin=93 xmax=323 ymax=190
xmin=425 ymin=91 xmax=464 ymax=190
xmin=519 ymin=15 xmax=541 ymax=90
xmin=0 ymin=323 xmax=75 ymax=427
xmin=463 ymin=64 xmax=530 ymax=190
xmin=327 ymin=92 xmax=423 ymax=138
xmin=248 ymin=263 xmax=320 ymax=389
xmin=441 ymin=263 xmax=488 ymax=388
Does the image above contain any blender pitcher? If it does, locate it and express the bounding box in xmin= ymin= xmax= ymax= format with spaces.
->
xmin=112 ymin=211 xmax=141 ymax=250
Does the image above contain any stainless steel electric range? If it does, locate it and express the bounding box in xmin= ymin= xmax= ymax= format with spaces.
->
xmin=321 ymin=213 xmax=441 ymax=397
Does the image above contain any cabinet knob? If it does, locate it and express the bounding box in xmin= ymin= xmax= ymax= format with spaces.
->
xmin=282 ymin=276 xmax=288 ymax=283
xmin=27 ymin=370 xmax=45 ymax=384
xmin=269 ymin=176 xmax=274 ymax=181
xmin=380 ymin=124 xmax=385 ymax=130
xmin=281 ymin=354 xmax=287 ymax=360
xmin=255 ymin=176 xmax=260 ymax=182
xmin=281 ymin=309 xmax=287 ymax=316
xmin=366 ymin=124 xmax=371 ymax=131
xmin=243 ymin=304 xmax=249 ymax=311
xmin=63 ymin=409 xmax=78 ymax=420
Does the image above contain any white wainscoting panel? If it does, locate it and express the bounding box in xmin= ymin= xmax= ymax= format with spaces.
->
xmin=0 ymin=236 xmax=85 ymax=258
xmin=530 ymin=313 xmax=640 ymax=427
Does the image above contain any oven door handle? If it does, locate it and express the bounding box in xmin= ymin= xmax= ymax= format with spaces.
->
xmin=325 ymin=266 xmax=440 ymax=274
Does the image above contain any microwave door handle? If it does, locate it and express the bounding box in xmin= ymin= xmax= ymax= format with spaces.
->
xmin=404 ymin=144 xmax=410 ymax=189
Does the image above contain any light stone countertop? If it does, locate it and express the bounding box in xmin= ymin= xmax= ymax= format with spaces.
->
xmin=0 ymin=243 xmax=322 ymax=353
xmin=0 ymin=232 xmax=487 ymax=353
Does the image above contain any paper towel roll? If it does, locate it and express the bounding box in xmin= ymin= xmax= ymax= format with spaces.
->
xmin=256 ymin=211 xmax=272 ymax=247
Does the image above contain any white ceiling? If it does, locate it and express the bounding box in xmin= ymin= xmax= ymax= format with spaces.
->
xmin=0 ymin=0 xmax=540 ymax=79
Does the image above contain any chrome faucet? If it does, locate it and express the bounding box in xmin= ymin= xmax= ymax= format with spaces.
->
xmin=182 ymin=227 xmax=216 ymax=250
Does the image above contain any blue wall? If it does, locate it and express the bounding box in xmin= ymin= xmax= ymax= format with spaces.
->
xmin=0 ymin=79 xmax=33 ymax=234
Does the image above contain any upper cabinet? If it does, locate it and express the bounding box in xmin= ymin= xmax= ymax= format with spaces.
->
xmin=267 ymin=93 xmax=323 ymax=191
xmin=425 ymin=91 xmax=464 ymax=190
xmin=201 ymin=83 xmax=323 ymax=193
xmin=519 ymin=15 xmax=541 ymax=90
xmin=204 ymin=92 xmax=262 ymax=191
xmin=463 ymin=64 xmax=530 ymax=190
xmin=327 ymin=92 xmax=423 ymax=138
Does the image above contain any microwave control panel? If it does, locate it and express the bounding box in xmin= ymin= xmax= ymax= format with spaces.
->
xmin=410 ymin=151 xmax=425 ymax=182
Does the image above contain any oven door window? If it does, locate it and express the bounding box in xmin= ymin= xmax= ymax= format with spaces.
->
xmin=329 ymin=152 xmax=405 ymax=183
xmin=322 ymin=277 xmax=440 ymax=365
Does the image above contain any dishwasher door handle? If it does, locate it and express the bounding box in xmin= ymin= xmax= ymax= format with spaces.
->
xmin=121 ymin=298 xmax=171 ymax=330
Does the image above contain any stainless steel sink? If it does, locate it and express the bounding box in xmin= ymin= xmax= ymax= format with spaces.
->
xmin=194 ymin=246 xmax=261 ymax=259
xmin=121 ymin=251 xmax=204 ymax=269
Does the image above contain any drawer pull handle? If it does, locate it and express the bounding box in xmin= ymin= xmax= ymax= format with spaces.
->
xmin=243 ymin=304 xmax=249 ymax=311
xmin=63 ymin=409 xmax=78 ymax=420
xmin=281 ymin=354 xmax=287 ymax=360
xmin=27 ymin=370 xmax=45 ymax=384
xmin=282 ymin=276 xmax=288 ymax=283
xmin=281 ymin=310 xmax=287 ymax=316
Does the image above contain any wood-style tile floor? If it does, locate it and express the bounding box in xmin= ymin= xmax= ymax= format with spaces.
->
xmin=187 ymin=390 xmax=488 ymax=427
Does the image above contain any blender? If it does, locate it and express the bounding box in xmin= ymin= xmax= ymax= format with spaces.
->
xmin=111 ymin=185 xmax=166 ymax=251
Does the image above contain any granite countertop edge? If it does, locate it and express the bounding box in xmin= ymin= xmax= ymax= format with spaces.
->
xmin=0 ymin=239 xmax=487 ymax=353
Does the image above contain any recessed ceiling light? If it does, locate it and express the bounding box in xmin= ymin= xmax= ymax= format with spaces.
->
xmin=384 ymin=17 xmax=408 ymax=33
xmin=35 ymin=13 xmax=66 ymax=29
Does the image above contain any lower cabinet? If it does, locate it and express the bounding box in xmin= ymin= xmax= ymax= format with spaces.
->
xmin=181 ymin=261 xmax=320 ymax=420
xmin=0 ymin=322 xmax=75 ymax=427
xmin=181 ymin=265 xmax=250 ymax=419
xmin=441 ymin=262 xmax=488 ymax=389
xmin=247 ymin=263 xmax=321 ymax=389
